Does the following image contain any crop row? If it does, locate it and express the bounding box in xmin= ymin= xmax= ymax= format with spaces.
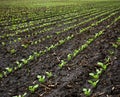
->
xmin=0 ymin=8 xmax=104 ymax=46
xmin=2 ymin=7 xmax=116 ymax=52
xmin=83 ymin=36 xmax=120 ymax=96
xmin=0 ymin=7 xmax=108 ymax=39
xmin=0 ymin=9 xmax=119 ymax=79
xmin=1 ymin=3 xmax=118 ymax=26
xmin=2 ymin=8 xmax=97 ymax=32
xmin=12 ymin=15 xmax=120 ymax=97
xmin=2 ymin=6 xmax=119 ymax=50
xmin=0 ymin=5 xmax=80 ymax=25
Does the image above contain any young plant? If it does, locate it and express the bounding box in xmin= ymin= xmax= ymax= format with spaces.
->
xmin=97 ymin=62 xmax=107 ymax=70
xmin=96 ymin=69 xmax=102 ymax=75
xmin=73 ymin=49 xmax=79 ymax=57
xmin=28 ymin=55 xmax=34 ymax=61
xmin=16 ymin=61 xmax=22 ymax=69
xmin=83 ymin=88 xmax=91 ymax=96
xmin=21 ymin=44 xmax=28 ymax=48
xmin=105 ymin=57 xmax=110 ymax=63
xmin=108 ymin=50 xmax=114 ymax=55
xmin=112 ymin=43 xmax=118 ymax=48
xmin=5 ymin=67 xmax=13 ymax=73
xmin=59 ymin=40 xmax=64 ymax=44
xmin=37 ymin=75 xmax=45 ymax=83
xmin=89 ymin=72 xmax=99 ymax=79
xmin=33 ymin=52 xmax=40 ymax=57
xmin=58 ymin=60 xmax=66 ymax=68
xmin=80 ymin=44 xmax=88 ymax=51
xmin=67 ymin=54 xmax=72 ymax=61
xmin=1 ymin=42 xmax=6 ymax=46
xmin=45 ymin=72 xmax=52 ymax=78
xmin=88 ymin=79 xmax=99 ymax=87
xmin=28 ymin=84 xmax=39 ymax=93
xmin=21 ymin=59 xmax=28 ymax=65
xmin=3 ymin=71 xmax=7 ymax=76
xmin=10 ymin=49 xmax=16 ymax=54
xmin=117 ymin=37 xmax=120 ymax=42
xmin=0 ymin=73 xmax=3 ymax=78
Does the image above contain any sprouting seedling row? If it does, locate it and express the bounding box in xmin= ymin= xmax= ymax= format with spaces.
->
xmin=2 ymin=7 xmax=117 ymax=55
xmin=12 ymin=30 xmax=104 ymax=97
xmin=11 ymin=14 xmax=120 ymax=97
xmin=0 ymin=10 xmax=118 ymax=80
xmin=0 ymin=5 xmax=81 ymax=26
xmin=0 ymin=8 xmax=96 ymax=39
xmin=82 ymin=17 xmax=120 ymax=97
xmin=58 ymin=12 xmax=120 ymax=69
xmin=19 ymin=8 xmax=111 ymax=49
xmin=83 ymin=60 xmax=109 ymax=96
xmin=5 ymin=8 xmax=101 ymax=46
xmin=1 ymin=7 xmax=102 ymax=46
xmin=3 ymin=8 xmax=98 ymax=32
xmin=83 ymin=41 xmax=120 ymax=97
xmin=1 ymin=8 xmax=110 ymax=56
xmin=0 ymin=3 xmax=116 ymax=27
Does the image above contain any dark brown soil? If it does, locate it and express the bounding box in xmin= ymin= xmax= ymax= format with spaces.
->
xmin=0 ymin=6 xmax=120 ymax=97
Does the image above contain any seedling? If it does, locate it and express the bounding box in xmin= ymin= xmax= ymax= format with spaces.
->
xmin=18 ymin=38 xmax=21 ymax=41
xmin=89 ymin=72 xmax=99 ymax=79
xmin=80 ymin=44 xmax=88 ymax=51
xmin=97 ymin=62 xmax=107 ymax=70
xmin=16 ymin=61 xmax=23 ymax=68
xmin=21 ymin=59 xmax=28 ymax=65
xmin=45 ymin=72 xmax=52 ymax=78
xmin=28 ymin=84 xmax=39 ymax=93
xmin=117 ymin=37 xmax=120 ymax=42
xmin=3 ymin=71 xmax=7 ymax=76
xmin=21 ymin=44 xmax=28 ymax=48
xmin=28 ymin=55 xmax=34 ymax=61
xmin=88 ymin=79 xmax=99 ymax=87
xmin=58 ymin=60 xmax=66 ymax=68
xmin=105 ymin=57 xmax=110 ymax=63
xmin=108 ymin=50 xmax=114 ymax=55
xmin=83 ymin=88 xmax=91 ymax=96
xmin=96 ymin=69 xmax=102 ymax=75
xmin=59 ymin=40 xmax=64 ymax=44
xmin=5 ymin=67 xmax=13 ymax=73
xmin=37 ymin=75 xmax=45 ymax=83
xmin=2 ymin=42 xmax=6 ymax=46
xmin=0 ymin=73 xmax=3 ymax=78
xmin=10 ymin=49 xmax=16 ymax=54
xmin=112 ymin=43 xmax=118 ymax=48
xmin=67 ymin=54 xmax=72 ymax=61
xmin=33 ymin=52 xmax=40 ymax=57
xmin=73 ymin=49 xmax=79 ymax=57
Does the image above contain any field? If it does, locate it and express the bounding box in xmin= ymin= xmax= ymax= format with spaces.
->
xmin=0 ymin=0 xmax=120 ymax=97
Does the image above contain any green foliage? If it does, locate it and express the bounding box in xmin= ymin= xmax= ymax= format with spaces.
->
xmin=97 ymin=62 xmax=107 ymax=70
xmin=28 ymin=84 xmax=39 ymax=93
xmin=5 ymin=67 xmax=13 ymax=73
xmin=58 ymin=60 xmax=66 ymax=68
xmin=10 ymin=49 xmax=16 ymax=54
xmin=45 ymin=72 xmax=52 ymax=78
xmin=0 ymin=73 xmax=3 ymax=78
xmin=88 ymin=79 xmax=99 ymax=87
xmin=67 ymin=54 xmax=72 ymax=61
xmin=21 ymin=59 xmax=28 ymax=65
xmin=89 ymin=72 xmax=99 ymax=79
xmin=37 ymin=75 xmax=45 ymax=83
xmin=83 ymin=88 xmax=91 ymax=96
